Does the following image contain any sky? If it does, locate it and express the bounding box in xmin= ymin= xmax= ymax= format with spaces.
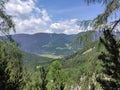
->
xmin=5 ymin=0 xmax=105 ymax=35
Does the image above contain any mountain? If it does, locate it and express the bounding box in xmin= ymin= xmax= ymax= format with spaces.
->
xmin=12 ymin=33 xmax=77 ymax=56
xmin=57 ymin=32 xmax=120 ymax=90
xmin=12 ymin=31 xmax=120 ymax=56
xmin=55 ymin=40 xmax=103 ymax=89
xmin=17 ymin=31 xmax=120 ymax=89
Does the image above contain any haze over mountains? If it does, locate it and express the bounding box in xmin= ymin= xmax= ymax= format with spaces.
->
xmin=11 ymin=31 xmax=120 ymax=56
xmin=12 ymin=33 xmax=77 ymax=56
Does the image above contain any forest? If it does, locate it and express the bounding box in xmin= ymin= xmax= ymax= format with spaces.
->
xmin=0 ymin=0 xmax=120 ymax=90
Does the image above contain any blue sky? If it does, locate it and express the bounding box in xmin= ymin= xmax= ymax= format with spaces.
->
xmin=5 ymin=0 xmax=105 ymax=34
xmin=38 ymin=0 xmax=104 ymax=20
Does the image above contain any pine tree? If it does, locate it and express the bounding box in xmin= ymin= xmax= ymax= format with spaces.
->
xmin=97 ymin=29 xmax=120 ymax=90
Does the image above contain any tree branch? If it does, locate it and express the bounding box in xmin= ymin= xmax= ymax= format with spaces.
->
xmin=111 ymin=18 xmax=120 ymax=31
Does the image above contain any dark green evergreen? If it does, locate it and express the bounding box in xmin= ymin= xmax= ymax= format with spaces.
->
xmin=97 ymin=29 xmax=120 ymax=90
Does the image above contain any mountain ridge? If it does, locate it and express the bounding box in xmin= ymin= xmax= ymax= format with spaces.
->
xmin=12 ymin=33 xmax=77 ymax=56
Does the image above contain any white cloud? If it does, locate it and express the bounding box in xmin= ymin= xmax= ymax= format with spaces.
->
xmin=6 ymin=0 xmax=34 ymax=16
xmin=50 ymin=19 xmax=82 ymax=34
xmin=5 ymin=0 xmax=51 ymax=34
xmin=41 ymin=9 xmax=51 ymax=22
xmin=5 ymin=0 xmax=82 ymax=35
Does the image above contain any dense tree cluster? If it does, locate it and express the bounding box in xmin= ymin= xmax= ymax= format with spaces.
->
xmin=0 ymin=42 xmax=24 ymax=90
xmin=97 ymin=29 xmax=120 ymax=90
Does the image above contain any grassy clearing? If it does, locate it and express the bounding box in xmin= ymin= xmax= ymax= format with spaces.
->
xmin=39 ymin=54 xmax=63 ymax=59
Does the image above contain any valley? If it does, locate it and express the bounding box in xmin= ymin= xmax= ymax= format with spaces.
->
xmin=0 ymin=0 xmax=120 ymax=90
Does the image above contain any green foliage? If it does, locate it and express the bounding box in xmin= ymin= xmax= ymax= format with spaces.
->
xmin=22 ymin=51 xmax=53 ymax=71
xmin=76 ymin=0 xmax=120 ymax=49
xmin=0 ymin=43 xmax=8 ymax=89
xmin=57 ymin=40 xmax=105 ymax=90
xmin=23 ymin=66 xmax=47 ymax=90
xmin=0 ymin=41 xmax=24 ymax=90
xmin=0 ymin=0 xmax=24 ymax=89
xmin=83 ymin=0 xmax=120 ymax=29
xmin=74 ymin=31 xmax=94 ymax=49
xmin=0 ymin=1 xmax=119 ymax=90
xmin=75 ymin=1 xmax=120 ymax=88
xmin=37 ymin=66 xmax=47 ymax=90
xmin=47 ymin=60 xmax=68 ymax=90
xmin=97 ymin=29 xmax=120 ymax=90
xmin=0 ymin=0 xmax=15 ymax=34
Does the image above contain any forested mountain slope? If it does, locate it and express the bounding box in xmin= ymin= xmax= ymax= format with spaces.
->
xmin=55 ymin=41 xmax=104 ymax=89
xmin=12 ymin=33 xmax=76 ymax=56
xmin=12 ymin=32 xmax=120 ymax=56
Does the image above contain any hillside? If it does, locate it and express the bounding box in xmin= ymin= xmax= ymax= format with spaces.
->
xmin=12 ymin=33 xmax=77 ymax=56
xmin=12 ymin=31 xmax=120 ymax=56
xmin=21 ymin=51 xmax=53 ymax=70
xmin=55 ymin=41 xmax=104 ymax=89
xmin=20 ymin=31 xmax=120 ymax=89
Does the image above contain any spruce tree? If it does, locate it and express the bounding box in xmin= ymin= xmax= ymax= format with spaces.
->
xmin=97 ymin=29 xmax=120 ymax=90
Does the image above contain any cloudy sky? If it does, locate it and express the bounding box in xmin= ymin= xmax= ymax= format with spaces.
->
xmin=5 ymin=0 xmax=105 ymax=34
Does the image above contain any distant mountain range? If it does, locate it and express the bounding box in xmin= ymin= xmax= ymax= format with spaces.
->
xmin=11 ymin=31 xmax=120 ymax=56
xmin=12 ymin=33 xmax=77 ymax=56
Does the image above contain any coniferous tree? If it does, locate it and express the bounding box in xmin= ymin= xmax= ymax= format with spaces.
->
xmin=97 ymin=29 xmax=120 ymax=90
